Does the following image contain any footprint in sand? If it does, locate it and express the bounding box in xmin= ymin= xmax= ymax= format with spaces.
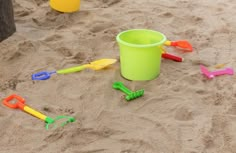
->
xmin=202 ymin=114 xmax=232 ymax=151
xmin=181 ymin=28 xmax=198 ymax=40
xmin=174 ymin=106 xmax=193 ymax=121
xmin=202 ymin=134 xmax=215 ymax=149
xmin=70 ymin=51 xmax=88 ymax=64
xmin=148 ymin=10 xmax=175 ymax=26
xmin=13 ymin=1 xmax=35 ymax=19
xmin=57 ymin=107 xmax=75 ymax=115
xmin=56 ymin=80 xmax=85 ymax=100
xmin=0 ymin=78 xmax=25 ymax=91
xmin=42 ymin=105 xmax=56 ymax=113
xmin=98 ymin=0 xmax=122 ymax=7
xmin=217 ymin=2 xmax=229 ymax=8
xmin=33 ymin=0 xmax=48 ymax=6
xmin=14 ymin=5 xmax=33 ymax=17
xmin=210 ymin=27 xmax=231 ymax=52
xmin=160 ymin=12 xmax=173 ymax=18
xmin=189 ymin=16 xmax=203 ymax=25
xmin=120 ymin=150 xmax=137 ymax=153
xmin=0 ymin=110 xmax=7 ymax=118
xmin=44 ymin=34 xmax=64 ymax=42
xmin=3 ymin=50 xmax=22 ymax=61
xmin=55 ymin=47 xmax=73 ymax=57
xmin=32 ymin=10 xmax=66 ymax=27
xmin=3 ymin=40 xmax=35 ymax=61
xmin=89 ymin=21 xmax=115 ymax=33
xmin=182 ymin=74 xmax=201 ymax=86
xmin=227 ymin=102 xmax=236 ymax=115
xmin=18 ymin=40 xmax=36 ymax=54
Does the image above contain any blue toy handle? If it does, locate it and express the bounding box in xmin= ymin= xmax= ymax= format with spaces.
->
xmin=32 ymin=71 xmax=56 ymax=80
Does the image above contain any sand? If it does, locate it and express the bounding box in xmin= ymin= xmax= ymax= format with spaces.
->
xmin=0 ymin=0 xmax=236 ymax=152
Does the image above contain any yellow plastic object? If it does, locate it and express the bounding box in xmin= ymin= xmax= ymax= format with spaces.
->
xmin=2 ymin=94 xmax=75 ymax=130
xmin=89 ymin=59 xmax=117 ymax=70
xmin=214 ymin=63 xmax=228 ymax=69
xmin=164 ymin=40 xmax=171 ymax=46
xmin=57 ymin=59 xmax=117 ymax=74
xmin=24 ymin=106 xmax=47 ymax=121
xmin=50 ymin=0 xmax=80 ymax=13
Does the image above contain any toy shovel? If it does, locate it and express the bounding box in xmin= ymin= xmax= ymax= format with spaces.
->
xmin=32 ymin=58 xmax=117 ymax=80
xmin=161 ymin=47 xmax=184 ymax=62
xmin=162 ymin=52 xmax=184 ymax=62
xmin=200 ymin=65 xmax=234 ymax=79
xmin=161 ymin=40 xmax=192 ymax=62
xmin=165 ymin=40 xmax=193 ymax=52
xmin=2 ymin=94 xmax=75 ymax=130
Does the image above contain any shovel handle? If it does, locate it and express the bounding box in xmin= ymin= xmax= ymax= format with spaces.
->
xmin=57 ymin=64 xmax=88 ymax=74
xmin=24 ymin=106 xmax=48 ymax=122
xmin=3 ymin=94 xmax=50 ymax=122
xmin=3 ymin=94 xmax=25 ymax=110
xmin=162 ymin=53 xmax=183 ymax=62
xmin=32 ymin=71 xmax=56 ymax=80
xmin=211 ymin=68 xmax=234 ymax=76
xmin=113 ymin=82 xmax=132 ymax=95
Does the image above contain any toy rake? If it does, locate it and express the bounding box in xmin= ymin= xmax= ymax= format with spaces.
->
xmin=2 ymin=94 xmax=75 ymax=130
xmin=113 ymin=82 xmax=144 ymax=101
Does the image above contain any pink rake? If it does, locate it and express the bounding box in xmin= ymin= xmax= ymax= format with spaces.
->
xmin=200 ymin=65 xmax=234 ymax=79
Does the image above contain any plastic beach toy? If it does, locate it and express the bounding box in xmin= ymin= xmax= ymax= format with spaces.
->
xmin=161 ymin=49 xmax=184 ymax=62
xmin=50 ymin=0 xmax=80 ymax=13
xmin=2 ymin=94 xmax=75 ymax=130
xmin=200 ymin=65 xmax=234 ymax=79
xmin=160 ymin=40 xmax=193 ymax=62
xmin=165 ymin=40 xmax=193 ymax=52
xmin=113 ymin=82 xmax=144 ymax=101
xmin=160 ymin=40 xmax=192 ymax=62
xmin=214 ymin=63 xmax=228 ymax=69
xmin=32 ymin=59 xmax=117 ymax=80
xmin=116 ymin=29 xmax=166 ymax=80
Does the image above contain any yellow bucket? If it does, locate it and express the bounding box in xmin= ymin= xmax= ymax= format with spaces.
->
xmin=50 ymin=0 xmax=80 ymax=13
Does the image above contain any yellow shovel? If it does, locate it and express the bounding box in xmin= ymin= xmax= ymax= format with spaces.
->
xmin=32 ymin=59 xmax=117 ymax=80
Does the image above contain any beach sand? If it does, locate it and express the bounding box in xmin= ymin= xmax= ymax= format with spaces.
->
xmin=0 ymin=0 xmax=236 ymax=152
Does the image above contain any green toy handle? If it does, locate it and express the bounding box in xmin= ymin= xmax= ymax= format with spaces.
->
xmin=45 ymin=116 xmax=75 ymax=130
xmin=45 ymin=117 xmax=55 ymax=124
xmin=113 ymin=82 xmax=132 ymax=95
xmin=56 ymin=65 xmax=89 ymax=74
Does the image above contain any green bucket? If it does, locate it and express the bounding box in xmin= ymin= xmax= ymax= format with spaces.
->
xmin=116 ymin=29 xmax=167 ymax=81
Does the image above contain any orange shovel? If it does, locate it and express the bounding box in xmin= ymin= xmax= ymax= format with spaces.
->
xmin=165 ymin=40 xmax=193 ymax=52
